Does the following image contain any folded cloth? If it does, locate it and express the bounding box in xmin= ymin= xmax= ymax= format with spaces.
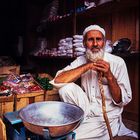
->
xmin=59 ymin=39 xmax=66 ymax=43
xmin=73 ymin=39 xmax=83 ymax=43
xmin=67 ymin=49 xmax=73 ymax=53
xmin=118 ymin=122 xmax=138 ymax=138
xmin=58 ymin=42 xmax=69 ymax=46
xmin=65 ymin=37 xmax=73 ymax=41
xmin=75 ymin=47 xmax=86 ymax=52
xmin=65 ymin=45 xmax=73 ymax=49
xmin=73 ymin=35 xmax=83 ymax=40
xmin=58 ymin=46 xmax=65 ymax=50
xmin=73 ymin=42 xmax=84 ymax=47
xmin=74 ymin=51 xmax=85 ymax=56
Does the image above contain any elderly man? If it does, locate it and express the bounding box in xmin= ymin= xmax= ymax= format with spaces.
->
xmin=50 ymin=25 xmax=138 ymax=140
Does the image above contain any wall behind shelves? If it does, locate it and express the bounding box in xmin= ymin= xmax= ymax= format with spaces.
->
xmin=112 ymin=8 xmax=139 ymax=52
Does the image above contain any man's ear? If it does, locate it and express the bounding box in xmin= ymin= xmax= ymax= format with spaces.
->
xmin=83 ymin=42 xmax=86 ymax=46
xmin=103 ymin=39 xmax=106 ymax=46
xmin=83 ymin=39 xmax=86 ymax=46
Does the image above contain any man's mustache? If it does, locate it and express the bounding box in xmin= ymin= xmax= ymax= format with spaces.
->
xmin=91 ymin=46 xmax=100 ymax=49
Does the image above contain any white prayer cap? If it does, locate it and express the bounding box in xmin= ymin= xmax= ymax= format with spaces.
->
xmin=83 ymin=25 xmax=105 ymax=37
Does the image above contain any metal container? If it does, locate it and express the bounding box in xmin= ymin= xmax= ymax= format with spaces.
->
xmin=19 ymin=101 xmax=84 ymax=138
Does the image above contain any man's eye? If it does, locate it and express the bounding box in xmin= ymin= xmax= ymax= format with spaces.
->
xmin=87 ymin=38 xmax=94 ymax=41
xmin=87 ymin=37 xmax=103 ymax=42
xmin=96 ymin=38 xmax=103 ymax=41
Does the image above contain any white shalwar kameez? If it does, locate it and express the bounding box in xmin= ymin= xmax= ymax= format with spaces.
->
xmin=50 ymin=52 xmax=138 ymax=140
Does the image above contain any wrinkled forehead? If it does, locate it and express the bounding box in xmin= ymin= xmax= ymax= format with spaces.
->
xmin=84 ymin=30 xmax=104 ymax=40
xmin=86 ymin=30 xmax=104 ymax=37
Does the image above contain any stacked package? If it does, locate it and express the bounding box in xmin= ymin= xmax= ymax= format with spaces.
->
xmin=57 ymin=35 xmax=86 ymax=57
xmin=73 ymin=35 xmax=86 ymax=57
xmin=57 ymin=37 xmax=73 ymax=57
xmin=31 ymin=35 xmax=87 ymax=57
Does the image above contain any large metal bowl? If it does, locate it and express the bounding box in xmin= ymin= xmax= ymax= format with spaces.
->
xmin=19 ymin=101 xmax=84 ymax=138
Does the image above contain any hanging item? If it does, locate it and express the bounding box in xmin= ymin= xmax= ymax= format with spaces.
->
xmin=84 ymin=0 xmax=96 ymax=9
xmin=112 ymin=38 xmax=131 ymax=54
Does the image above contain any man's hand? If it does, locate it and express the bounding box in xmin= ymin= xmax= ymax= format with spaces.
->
xmin=91 ymin=59 xmax=112 ymax=78
xmin=91 ymin=59 xmax=121 ymax=103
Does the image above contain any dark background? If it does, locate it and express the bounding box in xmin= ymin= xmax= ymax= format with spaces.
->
xmin=0 ymin=0 xmax=53 ymax=62
xmin=1 ymin=0 xmax=26 ymax=55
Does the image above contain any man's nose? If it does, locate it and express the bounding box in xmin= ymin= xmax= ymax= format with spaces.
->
xmin=92 ymin=40 xmax=98 ymax=46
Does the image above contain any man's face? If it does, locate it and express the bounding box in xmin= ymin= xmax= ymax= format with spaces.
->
xmin=84 ymin=30 xmax=105 ymax=62
xmin=84 ymin=30 xmax=105 ymax=52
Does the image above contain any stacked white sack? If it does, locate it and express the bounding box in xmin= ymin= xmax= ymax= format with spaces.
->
xmin=73 ymin=35 xmax=86 ymax=57
xmin=58 ymin=37 xmax=73 ymax=57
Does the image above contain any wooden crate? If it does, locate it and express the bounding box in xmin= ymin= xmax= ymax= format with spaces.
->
xmin=15 ymin=90 xmax=45 ymax=111
xmin=0 ymin=95 xmax=14 ymax=117
xmin=0 ymin=118 xmax=7 ymax=140
xmin=0 ymin=91 xmax=45 ymax=116
xmin=0 ymin=65 xmax=20 ymax=76
xmin=38 ymin=73 xmax=60 ymax=101
xmin=0 ymin=75 xmax=45 ymax=116
xmin=45 ymin=88 xmax=60 ymax=101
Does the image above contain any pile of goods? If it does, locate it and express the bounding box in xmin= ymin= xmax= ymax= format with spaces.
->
xmin=0 ymin=73 xmax=43 ymax=97
xmin=0 ymin=84 xmax=11 ymax=97
xmin=36 ymin=76 xmax=53 ymax=90
xmin=35 ymin=73 xmax=53 ymax=90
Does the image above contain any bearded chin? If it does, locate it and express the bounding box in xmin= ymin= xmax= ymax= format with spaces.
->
xmin=86 ymin=48 xmax=104 ymax=62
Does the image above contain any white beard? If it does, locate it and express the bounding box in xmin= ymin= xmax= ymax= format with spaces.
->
xmin=86 ymin=48 xmax=104 ymax=62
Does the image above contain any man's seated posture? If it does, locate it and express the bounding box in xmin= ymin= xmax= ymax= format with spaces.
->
xmin=50 ymin=25 xmax=138 ymax=140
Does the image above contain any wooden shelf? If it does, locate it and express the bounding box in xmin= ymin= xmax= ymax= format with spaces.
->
xmin=43 ymin=0 xmax=139 ymax=23
xmin=30 ymin=52 xmax=139 ymax=60
xmin=46 ymin=15 xmax=73 ymax=27
xmin=77 ymin=0 xmax=139 ymax=19
xmin=30 ymin=55 xmax=75 ymax=60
